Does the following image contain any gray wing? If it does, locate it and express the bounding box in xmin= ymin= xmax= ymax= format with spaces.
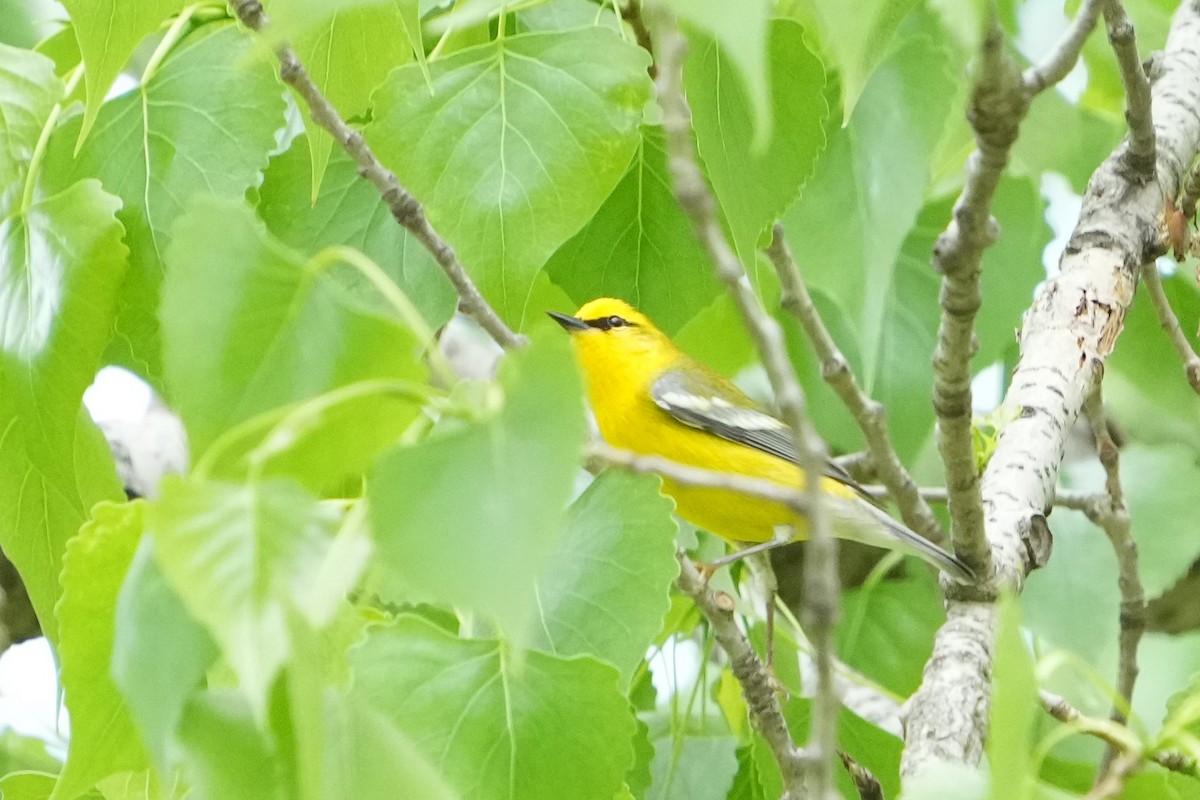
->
xmin=650 ymin=369 xmax=868 ymax=495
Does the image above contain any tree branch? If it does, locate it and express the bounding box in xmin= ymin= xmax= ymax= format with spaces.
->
xmin=227 ymin=0 xmax=523 ymax=351
xmin=904 ymin=0 xmax=1200 ymax=778
xmin=840 ymin=751 xmax=885 ymax=800
xmin=767 ymin=223 xmax=947 ymax=547
xmin=1085 ymin=752 xmax=1141 ymax=800
xmin=1104 ymin=0 xmax=1156 ymax=177
xmin=586 ymin=442 xmax=811 ymax=513
xmin=930 ymin=12 xmax=1024 ymax=576
xmin=620 ymin=0 xmax=655 ymax=78
xmin=932 ymin=0 xmax=1108 ymax=579
xmin=674 ymin=551 xmax=808 ymax=789
xmin=1023 ymin=0 xmax=1107 ymax=92
xmin=1080 ymin=389 xmax=1145 ymax=784
xmin=650 ymin=11 xmax=838 ymax=797
xmin=1039 ymin=690 xmax=1199 ymax=777
xmin=1140 ymin=262 xmax=1200 ymax=394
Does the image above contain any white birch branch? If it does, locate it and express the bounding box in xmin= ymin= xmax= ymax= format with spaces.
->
xmin=902 ymin=0 xmax=1200 ymax=777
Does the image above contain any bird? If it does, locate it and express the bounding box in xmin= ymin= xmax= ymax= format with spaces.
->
xmin=548 ymin=297 xmax=973 ymax=583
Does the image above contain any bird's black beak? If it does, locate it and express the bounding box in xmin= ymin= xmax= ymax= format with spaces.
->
xmin=547 ymin=311 xmax=589 ymax=332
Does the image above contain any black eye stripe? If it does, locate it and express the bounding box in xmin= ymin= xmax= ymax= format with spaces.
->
xmin=584 ymin=315 xmax=634 ymax=331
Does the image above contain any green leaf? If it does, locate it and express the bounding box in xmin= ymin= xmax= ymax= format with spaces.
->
xmin=95 ymin=770 xmax=187 ymax=800
xmin=987 ymin=595 xmax=1036 ymax=800
xmin=45 ymin=23 xmax=286 ymax=382
xmin=875 ymin=178 xmax=1048 ymax=459
xmin=803 ymin=0 xmax=921 ymax=122
xmin=368 ymin=333 xmax=587 ymax=646
xmin=532 ymin=470 xmax=678 ymax=686
xmin=53 ymin=502 xmax=149 ymax=800
xmin=177 ymin=691 xmax=285 ymax=800
xmin=319 ymin=691 xmax=458 ymax=800
xmin=544 ymin=126 xmax=720 ymax=335
xmin=146 ymin=477 xmax=369 ymax=717
xmin=782 ymin=13 xmax=955 ymax=385
xmin=1107 ymin=273 xmax=1200 ymax=449
xmin=627 ymin=717 xmax=655 ymax=799
xmin=350 ymin=615 xmax=637 ymax=800
xmin=728 ymin=743 xmax=771 ymax=800
xmin=784 ymin=698 xmax=904 ymax=799
xmin=34 ymin=25 xmax=84 ymax=82
xmin=0 ymin=731 xmax=64 ymax=775
xmin=1020 ymin=503 xmax=1118 ymax=685
xmin=684 ymin=18 xmax=827 ymax=270
xmin=646 ymin=734 xmax=738 ymax=800
xmin=673 ymin=293 xmax=756 ymax=378
xmin=0 ymin=44 xmax=60 ymax=189
xmin=1078 ymin=0 xmax=1173 ymax=118
xmin=278 ymin=2 xmax=414 ymax=197
xmin=0 ymin=173 xmax=127 ymax=639
xmin=1116 ymin=769 xmax=1200 ymax=800
xmin=0 ymin=772 xmax=62 ymax=800
xmin=367 ymin=27 xmax=652 ymax=326
xmin=780 ymin=284 xmax=867 ymax=458
xmin=1025 ymin=444 xmax=1200 ymax=683
xmin=667 ymin=0 xmax=771 ymax=146
xmin=257 ymin=134 xmax=457 ymax=331
xmin=425 ymin=0 xmax=553 ymax=32
xmin=57 ymin=0 xmax=181 ymax=144
xmin=926 ymin=0 xmax=986 ymax=54
xmin=837 ymin=568 xmax=944 ymax=697
xmin=160 ymin=196 xmax=427 ymax=460
xmin=113 ymin=539 xmax=219 ymax=769
xmin=517 ymin=0 xmax=621 ymax=32
xmin=1121 ymin=444 xmax=1200 ymax=598
xmin=1013 ymin=91 xmax=1121 ymax=193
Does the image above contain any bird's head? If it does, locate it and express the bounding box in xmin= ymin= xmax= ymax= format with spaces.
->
xmin=548 ymin=298 xmax=678 ymax=386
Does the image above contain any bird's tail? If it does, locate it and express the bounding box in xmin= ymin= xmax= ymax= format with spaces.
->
xmin=832 ymin=498 xmax=975 ymax=583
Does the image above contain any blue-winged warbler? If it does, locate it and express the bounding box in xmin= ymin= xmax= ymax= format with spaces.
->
xmin=550 ymin=298 xmax=973 ymax=582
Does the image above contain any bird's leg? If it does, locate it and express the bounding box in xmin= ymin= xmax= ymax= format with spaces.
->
xmin=704 ymin=535 xmax=791 ymax=570
xmin=692 ymin=537 xmax=785 ymax=585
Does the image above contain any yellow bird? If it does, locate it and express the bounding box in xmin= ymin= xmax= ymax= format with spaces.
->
xmin=549 ymin=297 xmax=973 ymax=582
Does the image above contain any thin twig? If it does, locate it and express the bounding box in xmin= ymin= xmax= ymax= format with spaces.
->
xmin=650 ymin=10 xmax=838 ymax=797
xmin=586 ymin=442 xmax=811 ymax=513
xmin=1085 ymin=751 xmax=1141 ymax=800
xmin=1023 ymin=0 xmax=1107 ymax=92
xmin=1081 ymin=387 xmax=1144 ymax=784
xmin=1039 ymin=691 xmax=1199 ymax=777
xmin=1052 ymin=488 xmax=1105 ymax=511
xmin=620 ymin=0 xmax=655 ymax=78
xmin=1140 ymin=262 xmax=1200 ymax=394
xmin=1104 ymin=0 xmax=1157 ymax=177
xmin=675 ymin=552 xmax=807 ymax=787
xmin=931 ymin=0 xmax=1108 ymax=579
xmin=930 ymin=12 xmax=1025 ymax=577
xmin=767 ymin=223 xmax=947 ymax=547
xmin=839 ymin=751 xmax=885 ymax=800
xmin=227 ymin=0 xmax=524 ymax=351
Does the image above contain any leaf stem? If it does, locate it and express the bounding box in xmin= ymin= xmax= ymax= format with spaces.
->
xmin=19 ymin=65 xmax=84 ymax=214
xmin=309 ymin=245 xmax=459 ymax=387
xmin=194 ymin=378 xmax=441 ymax=480
xmin=141 ymin=5 xmax=201 ymax=86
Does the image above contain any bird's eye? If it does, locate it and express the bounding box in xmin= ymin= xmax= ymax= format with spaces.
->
xmin=607 ymin=315 xmax=626 ymax=328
